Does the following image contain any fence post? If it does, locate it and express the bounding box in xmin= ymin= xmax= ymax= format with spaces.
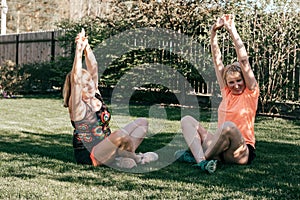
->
xmin=15 ymin=34 xmax=19 ymax=65
xmin=1 ymin=0 xmax=8 ymax=35
xmin=51 ymin=31 xmax=55 ymax=61
xmin=295 ymin=67 xmax=299 ymax=101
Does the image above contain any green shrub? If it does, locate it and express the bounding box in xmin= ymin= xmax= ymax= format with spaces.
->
xmin=0 ymin=57 xmax=73 ymax=95
xmin=55 ymin=0 xmax=300 ymax=115
xmin=0 ymin=60 xmax=28 ymax=96
xmin=21 ymin=56 xmax=73 ymax=93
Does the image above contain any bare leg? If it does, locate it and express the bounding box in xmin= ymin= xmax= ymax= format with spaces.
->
xmin=120 ymin=118 xmax=158 ymax=164
xmin=92 ymin=118 xmax=149 ymax=165
xmin=92 ymin=129 xmax=138 ymax=165
xmin=92 ymin=118 xmax=159 ymax=167
xmin=181 ymin=115 xmax=207 ymax=163
xmin=204 ymin=121 xmax=249 ymax=164
xmin=120 ymin=118 xmax=148 ymax=151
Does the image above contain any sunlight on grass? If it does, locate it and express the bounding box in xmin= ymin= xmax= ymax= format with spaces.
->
xmin=0 ymin=97 xmax=299 ymax=199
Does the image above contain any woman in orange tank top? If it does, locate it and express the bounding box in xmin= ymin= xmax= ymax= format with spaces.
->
xmin=176 ymin=14 xmax=259 ymax=174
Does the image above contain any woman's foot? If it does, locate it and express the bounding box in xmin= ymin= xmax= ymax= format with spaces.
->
xmin=174 ymin=149 xmax=197 ymax=163
xmin=193 ymin=160 xmax=218 ymax=174
xmin=137 ymin=152 xmax=159 ymax=164
xmin=174 ymin=149 xmax=196 ymax=163
xmin=115 ymin=157 xmax=137 ymax=169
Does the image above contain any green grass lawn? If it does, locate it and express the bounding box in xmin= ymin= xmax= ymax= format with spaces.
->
xmin=0 ymin=96 xmax=299 ymax=199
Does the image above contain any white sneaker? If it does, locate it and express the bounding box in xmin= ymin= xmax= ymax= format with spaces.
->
xmin=115 ymin=157 xmax=137 ymax=169
xmin=138 ymin=152 xmax=159 ymax=164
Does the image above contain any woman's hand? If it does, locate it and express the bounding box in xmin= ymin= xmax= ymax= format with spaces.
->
xmin=211 ymin=17 xmax=224 ymax=32
xmin=75 ymin=28 xmax=88 ymax=51
xmin=222 ymin=14 xmax=236 ymax=32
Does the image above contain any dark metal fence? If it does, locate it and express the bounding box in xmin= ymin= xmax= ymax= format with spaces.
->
xmin=0 ymin=30 xmax=299 ymax=101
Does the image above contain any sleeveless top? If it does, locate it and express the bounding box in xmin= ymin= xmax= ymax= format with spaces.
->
xmin=218 ymin=86 xmax=259 ymax=147
xmin=72 ymin=94 xmax=111 ymax=151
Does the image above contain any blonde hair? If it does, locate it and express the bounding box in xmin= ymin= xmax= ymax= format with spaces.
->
xmin=63 ymin=72 xmax=71 ymax=107
xmin=223 ymin=61 xmax=244 ymax=82
xmin=62 ymin=69 xmax=91 ymax=108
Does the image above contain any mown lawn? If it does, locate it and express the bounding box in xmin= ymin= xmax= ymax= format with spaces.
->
xmin=0 ymin=96 xmax=299 ymax=199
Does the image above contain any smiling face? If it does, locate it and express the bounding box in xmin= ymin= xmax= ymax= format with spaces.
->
xmin=225 ymin=72 xmax=245 ymax=95
xmin=223 ymin=62 xmax=245 ymax=95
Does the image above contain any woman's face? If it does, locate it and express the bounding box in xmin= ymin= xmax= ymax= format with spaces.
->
xmin=81 ymin=73 xmax=95 ymax=100
xmin=226 ymin=72 xmax=245 ymax=95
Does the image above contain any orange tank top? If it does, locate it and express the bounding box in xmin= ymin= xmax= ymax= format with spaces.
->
xmin=218 ymin=86 xmax=259 ymax=147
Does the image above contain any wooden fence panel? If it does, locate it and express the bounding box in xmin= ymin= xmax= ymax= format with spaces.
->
xmin=0 ymin=30 xmax=68 ymax=66
xmin=0 ymin=34 xmax=17 ymax=65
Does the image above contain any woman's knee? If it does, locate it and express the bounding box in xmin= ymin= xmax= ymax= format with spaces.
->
xmin=134 ymin=117 xmax=148 ymax=127
xmin=223 ymin=144 xmax=249 ymax=165
xmin=109 ymin=130 xmax=133 ymax=148
xmin=181 ymin=115 xmax=193 ymax=123
xmin=221 ymin=121 xmax=238 ymax=135
xmin=181 ymin=115 xmax=198 ymax=128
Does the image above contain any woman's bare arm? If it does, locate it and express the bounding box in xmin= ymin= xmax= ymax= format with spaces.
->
xmin=210 ymin=17 xmax=226 ymax=90
xmin=70 ymin=30 xmax=88 ymax=121
xmin=223 ymin=14 xmax=257 ymax=90
xmin=84 ymin=43 xmax=99 ymax=90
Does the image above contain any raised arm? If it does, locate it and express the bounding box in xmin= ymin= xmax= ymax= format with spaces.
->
xmin=84 ymin=43 xmax=99 ymax=91
xmin=210 ymin=17 xmax=226 ymax=90
xmin=223 ymin=14 xmax=257 ymax=90
xmin=70 ymin=30 xmax=88 ymax=121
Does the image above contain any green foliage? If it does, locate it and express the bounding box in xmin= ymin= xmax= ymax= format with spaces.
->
xmin=56 ymin=1 xmax=224 ymax=91
xmin=0 ymin=57 xmax=73 ymax=95
xmin=22 ymin=62 xmax=54 ymax=92
xmin=0 ymin=60 xmax=28 ymax=96
xmin=0 ymin=97 xmax=299 ymax=199
xmin=250 ymin=11 xmax=300 ymax=112
xmin=55 ymin=0 xmax=299 ymax=114
xmin=21 ymin=57 xmax=73 ymax=93
xmin=2 ymin=0 xmax=297 ymax=113
xmin=48 ymin=57 xmax=74 ymax=89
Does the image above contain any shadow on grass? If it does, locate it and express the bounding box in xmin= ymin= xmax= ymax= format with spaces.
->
xmin=83 ymin=141 xmax=300 ymax=198
xmin=0 ymin=130 xmax=74 ymax=163
xmin=138 ymin=140 xmax=300 ymax=198
xmin=1 ymin=128 xmax=299 ymax=199
xmin=55 ymin=140 xmax=299 ymax=198
xmin=113 ymin=104 xmax=215 ymax=122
